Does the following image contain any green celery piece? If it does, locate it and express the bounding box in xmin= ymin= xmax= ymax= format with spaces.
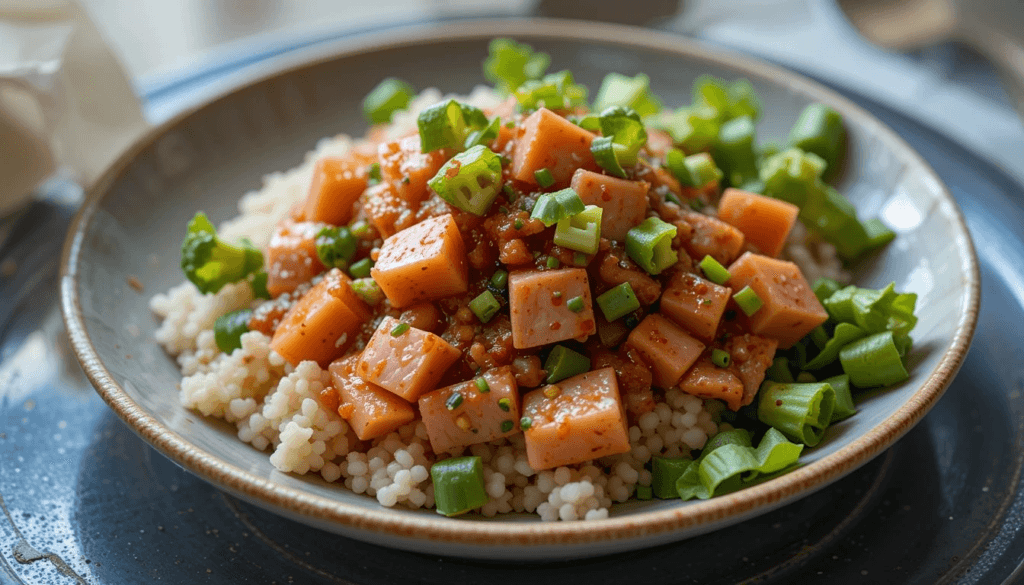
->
xmin=431 ymin=456 xmax=489 ymax=516
xmin=839 ymin=331 xmax=910 ymax=388
xmin=214 ymin=309 xmax=253 ymax=354
xmin=362 ymin=77 xmax=414 ymax=124
xmin=545 ymin=345 xmax=591 ymax=383
xmin=652 ymin=457 xmax=693 ymax=499
xmin=468 ymin=290 xmax=501 ymax=323
xmin=665 ymin=150 xmax=723 ymax=188
xmin=595 ymin=282 xmax=641 ymax=322
xmin=757 ymin=381 xmax=836 ymax=446
xmin=483 ymin=38 xmax=550 ymax=94
xmin=824 ymin=374 xmax=857 ymax=422
xmin=553 ymin=205 xmax=602 ymax=254
xmin=531 ymin=188 xmax=585 ymax=227
xmin=427 ymin=144 xmax=503 ymax=216
xmin=591 ymin=136 xmax=627 ymax=179
xmin=760 ymin=147 xmax=827 ymax=207
xmin=788 ymin=103 xmax=846 ymax=173
xmin=417 ymin=99 xmax=490 ymax=153
xmin=589 ymin=106 xmax=648 ymax=178
xmin=675 ymin=428 xmax=802 ymax=500
xmin=693 ymin=75 xmax=762 ymax=123
xmin=625 ymin=217 xmax=678 ymax=275
xmin=514 ymin=70 xmax=588 ymax=111
xmin=592 ymin=72 xmax=662 ymax=118
xmin=802 ymin=322 xmax=867 ymax=370
xmin=713 ymin=115 xmax=760 ymax=189
xmin=823 ymin=282 xmax=918 ymax=337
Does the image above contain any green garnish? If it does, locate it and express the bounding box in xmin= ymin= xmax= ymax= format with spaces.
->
xmin=180 ymin=212 xmax=264 ymax=295
xmin=362 ymin=77 xmax=414 ymax=124
xmin=390 ymin=323 xmax=410 ymax=337
xmin=595 ymin=282 xmax=640 ymax=322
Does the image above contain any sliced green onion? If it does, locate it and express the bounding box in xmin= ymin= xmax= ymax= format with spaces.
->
xmin=501 ymin=420 xmax=515 ymax=433
xmin=520 ymin=416 xmax=533 ymax=430
xmin=665 ymin=149 xmax=723 ymax=188
xmin=693 ymin=75 xmax=761 ymax=123
xmin=592 ymin=72 xmax=662 ymax=118
xmin=652 ymin=457 xmax=693 ymax=499
xmin=534 ymin=168 xmax=555 ymax=188
xmin=362 ymin=77 xmax=414 ymax=124
xmin=498 ymin=397 xmax=511 ymax=412
xmin=544 ymin=345 xmax=591 ymax=384
xmin=823 ymin=374 xmax=857 ymax=422
xmin=490 ymin=269 xmax=509 ymax=291
xmin=803 ymin=322 xmax=866 ymax=370
xmin=812 ymin=277 xmax=842 ymax=304
xmin=711 ymin=348 xmax=732 ymax=368
xmin=545 ymin=256 xmax=561 ymax=269
xmin=567 ymin=296 xmax=585 ymax=313
xmin=315 ymin=226 xmax=358 ymax=270
xmin=475 ymin=377 xmax=490 ymax=393
xmin=573 ymin=252 xmax=588 ymax=266
xmin=469 ymin=290 xmax=501 ymax=324
xmin=483 ymin=38 xmax=550 ymax=94
xmin=417 ymin=99 xmax=490 ymax=153
xmin=839 ymin=331 xmax=910 ymax=388
xmin=367 ymin=162 xmax=383 ymax=185
xmin=514 ymin=218 xmax=524 ymax=230
xmin=513 ymin=70 xmax=588 ymax=111
xmin=796 ymin=372 xmax=817 ymax=383
xmin=625 ymin=217 xmax=678 ymax=275
xmin=350 ymin=277 xmax=385 ymax=306
xmin=463 ymin=116 xmax=501 ymax=150
xmin=809 ymin=325 xmax=831 ymax=350
xmin=760 ymin=146 xmax=827 ymax=208
xmin=530 ymin=188 xmax=585 ymax=227
xmin=349 ymin=258 xmax=373 ymax=279
xmin=249 ymin=271 xmax=270 ymax=300
xmin=553 ymin=205 xmax=602 ymax=255
xmin=757 ymin=381 xmax=836 ymax=446
xmin=713 ymin=115 xmax=760 ymax=189
xmin=390 ymin=323 xmax=410 ymax=337
xmin=863 ymin=218 xmax=896 ymax=249
xmin=675 ymin=427 xmax=802 ymax=500
xmin=788 ymin=103 xmax=846 ymax=172
xmin=765 ymin=356 xmax=795 ymax=383
xmin=822 ymin=283 xmax=918 ymax=339
xmin=350 ymin=220 xmax=371 ymax=238
xmin=595 ymin=282 xmax=640 ymax=322
xmin=733 ymin=286 xmax=764 ymax=317
xmin=590 ymin=106 xmax=648 ymax=178
xmin=428 ymin=144 xmax=503 ymax=216
xmin=446 ymin=392 xmax=464 ymax=411
xmin=648 ymin=105 xmax=720 ymax=153
xmin=431 ymin=456 xmax=488 ymax=516
xmin=591 ymin=136 xmax=626 ymax=179
xmin=214 ymin=309 xmax=253 ymax=354
xmin=699 ymin=255 xmax=731 ymax=285
xmin=635 ymin=484 xmax=653 ymax=500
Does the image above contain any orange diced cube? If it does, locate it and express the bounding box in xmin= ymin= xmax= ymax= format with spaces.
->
xmin=660 ymin=272 xmax=732 ymax=342
xmin=570 ymin=169 xmax=649 ymax=242
xmin=304 ymin=157 xmax=368 ymax=226
xmin=511 ymin=108 xmax=598 ymax=186
xmin=626 ymin=314 xmax=705 ymax=389
xmin=508 ymin=268 xmax=596 ymax=349
xmin=727 ymin=252 xmax=829 ymax=348
xmin=521 ymin=367 xmax=630 ymax=470
xmin=726 ymin=333 xmax=778 ymax=407
xmin=270 ymin=269 xmax=372 ymax=367
xmin=678 ymin=352 xmax=745 ymax=411
xmin=418 ymin=367 xmax=521 ymax=454
xmin=371 ymin=214 xmax=468 ymax=309
xmin=356 ymin=316 xmax=461 ymax=402
xmin=717 ymin=188 xmax=800 ymax=257
xmin=377 ymin=134 xmax=447 ymax=206
xmin=265 ymin=219 xmax=326 ymax=297
xmin=328 ymin=356 xmax=415 ymax=441
xmin=677 ymin=210 xmax=746 ymax=266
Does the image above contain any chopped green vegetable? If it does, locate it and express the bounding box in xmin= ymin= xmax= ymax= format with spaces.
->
xmin=713 ymin=115 xmax=761 ymax=190
xmin=463 ymin=116 xmax=502 ymax=150
xmin=573 ymin=252 xmax=588 ymax=266
xmin=567 ymin=296 xmax=585 ymax=313
xmin=249 ymin=271 xmax=270 ymax=300
xmin=788 ymin=103 xmax=846 ymax=173
xmin=553 ymin=205 xmax=602 ymax=255
xmin=483 ymin=38 xmax=550 ymax=95
xmin=595 ymin=282 xmax=640 ymax=322
xmin=711 ymin=348 xmax=732 ymax=368
xmin=390 ymin=323 xmax=410 ymax=337
xmin=417 ymin=99 xmax=491 ymax=152
xmin=757 ymin=381 xmax=836 ymax=446
xmin=520 ymin=416 xmax=533 ymax=430
xmin=501 ymin=420 xmax=515 ymax=432
xmin=348 ymin=258 xmax=373 ymax=279
xmin=822 ymin=283 xmax=918 ymax=340
xmin=649 ymin=105 xmax=720 ymax=153
xmin=590 ymin=106 xmax=648 ymax=178
xmin=675 ymin=427 xmax=803 ymax=500
xmin=592 ymin=72 xmax=662 ymax=118
xmin=802 ymin=322 xmax=866 ymax=370
xmin=766 ymin=356 xmax=795 ymax=383
xmin=796 ymin=372 xmax=817 ymax=383
xmin=180 ymin=212 xmax=264 ymax=295
xmin=350 ymin=277 xmax=385 ymax=306
xmin=350 ymin=220 xmax=371 ymax=238
xmin=514 ymin=70 xmax=588 ymax=111
xmin=490 ymin=269 xmax=509 ymax=291
xmin=652 ymin=457 xmax=692 ymax=499
xmin=446 ymin=392 xmax=464 ymax=411
xmin=625 ymin=217 xmax=678 ymax=275
xmin=839 ymin=331 xmax=910 ymax=388
xmin=692 ymin=75 xmax=761 ymax=123
xmin=534 ymin=168 xmax=555 ymax=188
xmin=733 ymin=285 xmax=764 ymax=317
xmin=530 ymin=188 xmax=585 ymax=227
xmin=475 ymin=377 xmax=490 ymax=393
xmin=544 ymin=345 xmax=591 ymax=383
xmin=367 ymin=163 xmax=382 ymax=185
xmin=431 ymin=456 xmax=488 ymax=516
xmin=213 ymin=309 xmax=252 ymax=354
xmin=824 ymin=374 xmax=857 ymax=422
xmin=812 ymin=277 xmax=842 ymax=304
xmin=315 ymin=226 xmax=358 ymax=270
xmin=635 ymin=484 xmax=653 ymax=500
xmin=362 ymin=77 xmax=414 ymax=124
xmin=469 ymin=290 xmax=501 ymax=324
xmin=699 ymin=255 xmax=731 ymax=285
xmin=428 ymin=144 xmax=503 ymax=216
xmin=545 ymin=255 xmax=561 ymax=269
xmin=665 ymin=150 xmax=723 ymax=188
xmin=498 ymin=397 xmax=511 ymax=412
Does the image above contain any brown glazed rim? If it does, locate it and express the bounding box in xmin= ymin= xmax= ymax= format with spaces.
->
xmin=60 ymin=19 xmax=980 ymax=550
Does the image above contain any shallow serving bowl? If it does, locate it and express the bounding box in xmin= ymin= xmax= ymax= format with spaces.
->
xmin=60 ymin=19 xmax=979 ymax=560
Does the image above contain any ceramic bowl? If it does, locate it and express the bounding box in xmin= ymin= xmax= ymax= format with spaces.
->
xmin=61 ymin=19 xmax=979 ymax=560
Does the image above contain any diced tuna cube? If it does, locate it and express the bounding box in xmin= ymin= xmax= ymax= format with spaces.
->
xmin=328 ymin=356 xmax=415 ymax=441
xmin=676 ymin=210 xmax=746 ymax=266
xmin=377 ymin=134 xmax=447 ymax=206
xmin=511 ymin=108 xmax=598 ymax=187
xmin=678 ymin=352 xmax=745 ymax=411
xmin=265 ymin=219 xmax=326 ymax=298
xmin=717 ymin=188 xmax=799 ymax=258
xmin=570 ymin=169 xmax=649 ymax=242
xmin=508 ymin=268 xmax=596 ymax=349
xmin=303 ymin=157 xmax=367 ymax=226
xmin=418 ymin=367 xmax=521 ymax=454
xmin=371 ymin=214 xmax=468 ymax=308
xmin=726 ymin=333 xmax=778 ymax=407
xmin=356 ymin=316 xmax=461 ymax=402
xmin=521 ymin=367 xmax=630 ymax=470
xmin=626 ymin=314 xmax=705 ymax=389
xmin=659 ymin=272 xmax=732 ymax=342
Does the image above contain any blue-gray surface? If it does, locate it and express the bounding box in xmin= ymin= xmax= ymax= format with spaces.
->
xmin=4 ymin=40 xmax=1024 ymax=585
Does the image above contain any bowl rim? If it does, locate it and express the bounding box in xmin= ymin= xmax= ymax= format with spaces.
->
xmin=60 ymin=17 xmax=981 ymax=549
